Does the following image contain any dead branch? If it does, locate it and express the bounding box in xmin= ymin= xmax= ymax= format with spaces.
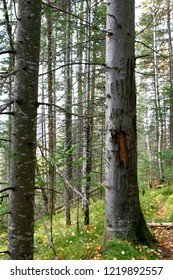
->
xmin=0 ymin=50 xmax=15 ymax=55
xmin=0 ymin=194 xmax=9 ymax=200
xmin=42 ymin=1 xmax=106 ymax=34
xmin=0 ymin=236 xmax=7 ymax=240
xmin=52 ymin=157 xmax=89 ymax=204
xmin=37 ymin=144 xmax=89 ymax=204
xmin=0 ymin=250 xmax=9 ymax=254
xmin=0 ymin=187 xmax=13 ymax=194
xmin=37 ymin=102 xmax=85 ymax=118
xmin=35 ymin=186 xmax=63 ymax=194
xmin=39 ymin=61 xmax=106 ymax=77
xmin=0 ymin=100 xmax=14 ymax=114
xmin=147 ymin=222 xmax=173 ymax=228
xmin=135 ymin=40 xmax=167 ymax=59
xmin=40 ymin=216 xmax=59 ymax=259
xmin=136 ymin=8 xmax=160 ymax=36
xmin=0 ymin=138 xmax=11 ymax=142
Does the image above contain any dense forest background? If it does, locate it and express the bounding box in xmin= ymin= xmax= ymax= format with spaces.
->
xmin=0 ymin=0 xmax=173 ymax=260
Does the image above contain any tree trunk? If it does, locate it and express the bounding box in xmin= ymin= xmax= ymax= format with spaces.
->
xmin=82 ymin=0 xmax=92 ymax=226
xmin=103 ymin=0 xmax=154 ymax=246
xmin=8 ymin=0 xmax=41 ymax=260
xmin=64 ymin=0 xmax=72 ymax=226
xmin=40 ymin=75 xmax=49 ymax=213
xmin=2 ymin=0 xmax=14 ymax=186
xmin=47 ymin=0 xmax=56 ymax=215
xmin=152 ymin=0 xmax=164 ymax=183
xmin=167 ymin=0 xmax=173 ymax=148
xmin=146 ymin=107 xmax=153 ymax=182
xmin=76 ymin=0 xmax=84 ymax=232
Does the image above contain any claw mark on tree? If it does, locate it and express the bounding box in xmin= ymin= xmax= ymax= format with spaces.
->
xmin=110 ymin=82 xmax=114 ymax=95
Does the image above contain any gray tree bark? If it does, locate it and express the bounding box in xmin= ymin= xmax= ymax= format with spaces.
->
xmin=47 ymin=0 xmax=56 ymax=215
xmin=64 ymin=0 xmax=72 ymax=226
xmin=2 ymin=0 xmax=14 ymax=185
xmin=8 ymin=0 xmax=41 ymax=260
xmin=152 ymin=0 xmax=164 ymax=183
xmin=104 ymin=0 xmax=154 ymax=245
xmin=167 ymin=0 xmax=173 ymax=148
xmin=76 ymin=0 xmax=84 ymax=232
xmin=82 ymin=0 xmax=92 ymax=225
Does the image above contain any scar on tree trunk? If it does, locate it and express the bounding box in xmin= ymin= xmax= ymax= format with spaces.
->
xmin=111 ymin=129 xmax=129 ymax=169
xmin=118 ymin=130 xmax=128 ymax=169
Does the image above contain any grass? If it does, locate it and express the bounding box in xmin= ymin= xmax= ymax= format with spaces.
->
xmin=0 ymin=185 xmax=173 ymax=260
xmin=34 ymin=200 xmax=104 ymax=260
xmin=33 ymin=199 xmax=160 ymax=260
xmin=139 ymin=185 xmax=173 ymax=222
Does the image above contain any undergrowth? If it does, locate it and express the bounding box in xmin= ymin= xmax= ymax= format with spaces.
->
xmin=0 ymin=185 xmax=173 ymax=260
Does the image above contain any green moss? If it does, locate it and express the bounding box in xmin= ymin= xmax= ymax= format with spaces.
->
xmin=102 ymin=236 xmax=158 ymax=260
xmin=1 ymin=186 xmax=172 ymax=260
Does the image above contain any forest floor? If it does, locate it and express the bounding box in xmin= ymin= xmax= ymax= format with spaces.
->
xmin=141 ymin=186 xmax=173 ymax=260
xmin=0 ymin=185 xmax=173 ymax=260
xmin=153 ymin=227 xmax=173 ymax=259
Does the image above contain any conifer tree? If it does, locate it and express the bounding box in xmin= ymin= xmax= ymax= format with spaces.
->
xmin=8 ymin=0 xmax=42 ymax=260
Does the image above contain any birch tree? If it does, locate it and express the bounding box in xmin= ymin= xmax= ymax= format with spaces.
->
xmin=104 ymin=0 xmax=154 ymax=244
xmin=8 ymin=0 xmax=42 ymax=260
